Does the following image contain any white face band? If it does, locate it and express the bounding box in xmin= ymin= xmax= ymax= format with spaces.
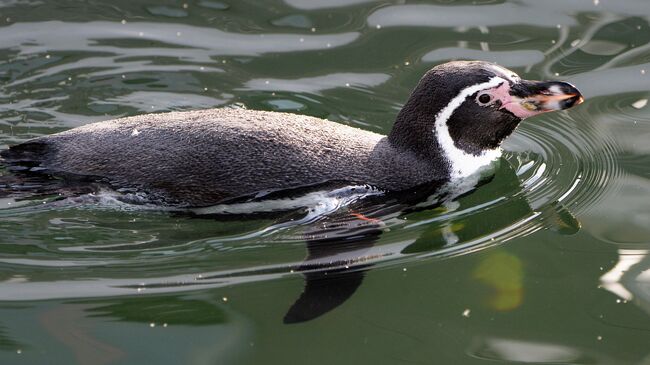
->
xmin=434 ymin=76 xmax=507 ymax=179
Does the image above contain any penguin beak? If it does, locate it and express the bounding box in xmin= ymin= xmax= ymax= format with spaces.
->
xmin=507 ymin=80 xmax=584 ymax=118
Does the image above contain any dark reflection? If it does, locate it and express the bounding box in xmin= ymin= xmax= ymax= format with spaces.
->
xmin=190 ymin=158 xmax=579 ymax=324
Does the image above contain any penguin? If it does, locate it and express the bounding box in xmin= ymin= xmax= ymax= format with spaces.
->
xmin=0 ymin=61 xmax=583 ymax=206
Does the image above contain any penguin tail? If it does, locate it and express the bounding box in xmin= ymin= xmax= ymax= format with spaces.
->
xmin=0 ymin=140 xmax=51 ymax=170
xmin=0 ymin=141 xmax=65 ymax=200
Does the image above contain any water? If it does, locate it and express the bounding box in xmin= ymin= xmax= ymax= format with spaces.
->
xmin=1 ymin=0 xmax=650 ymax=363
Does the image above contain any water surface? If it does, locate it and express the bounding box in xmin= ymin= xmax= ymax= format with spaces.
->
xmin=1 ymin=0 xmax=650 ymax=364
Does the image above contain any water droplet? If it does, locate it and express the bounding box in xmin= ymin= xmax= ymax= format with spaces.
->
xmin=176 ymin=31 xmax=182 ymax=37
xmin=597 ymin=335 xmax=602 ymax=340
xmin=376 ymin=24 xmax=381 ymax=29
xmin=571 ymin=39 xmax=581 ymax=47
xmin=641 ymin=69 xmax=646 ymax=75
xmin=222 ymin=296 xmax=228 ymax=302
xmin=149 ymin=323 xmax=155 ymax=327
xmin=616 ymin=299 xmax=621 ymax=303
xmin=554 ymin=72 xmax=560 ymax=76
xmin=404 ymin=61 xmax=410 ymax=66
xmin=402 ymin=268 xmax=407 ymax=272
xmin=138 ymin=32 xmax=144 ymax=37
xmin=45 ymin=54 xmax=51 ymax=59
xmin=265 ymin=80 xmax=269 ymax=85
xmin=326 ymin=43 xmax=331 ymax=48
xmin=311 ymin=27 xmax=316 ymax=32
xmin=121 ymin=19 xmax=127 ymax=24
xmin=593 ymin=0 xmax=599 ymax=5
xmin=462 ymin=309 xmax=471 ymax=317
xmin=299 ymin=38 xmax=304 ymax=42
xmin=345 ymin=83 xmax=350 ymax=87
xmin=16 ymin=349 xmax=22 ymax=354
xmin=163 ymin=323 xmax=168 ymax=327
xmin=182 ymin=3 xmax=188 ymax=8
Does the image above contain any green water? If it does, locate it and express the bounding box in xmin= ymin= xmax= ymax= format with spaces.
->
xmin=1 ymin=0 xmax=650 ymax=364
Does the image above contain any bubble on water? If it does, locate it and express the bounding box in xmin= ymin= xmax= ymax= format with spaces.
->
xmin=345 ymin=83 xmax=350 ymax=87
xmin=222 ymin=296 xmax=228 ymax=302
xmin=597 ymin=335 xmax=602 ymax=340
xmin=149 ymin=323 xmax=155 ymax=327
xmin=376 ymin=24 xmax=382 ymax=29
xmin=16 ymin=349 xmax=21 ymax=354
xmin=311 ymin=27 xmax=316 ymax=32
xmin=462 ymin=309 xmax=471 ymax=317
xmin=121 ymin=19 xmax=127 ymax=24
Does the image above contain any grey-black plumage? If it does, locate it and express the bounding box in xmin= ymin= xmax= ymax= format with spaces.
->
xmin=0 ymin=61 xmax=583 ymax=207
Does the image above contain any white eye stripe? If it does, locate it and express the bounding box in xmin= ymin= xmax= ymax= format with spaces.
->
xmin=434 ymin=76 xmax=506 ymax=179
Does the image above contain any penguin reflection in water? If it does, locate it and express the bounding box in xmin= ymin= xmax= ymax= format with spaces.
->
xmin=0 ymin=61 xmax=583 ymax=323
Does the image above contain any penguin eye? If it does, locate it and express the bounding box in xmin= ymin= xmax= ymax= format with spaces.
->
xmin=477 ymin=93 xmax=493 ymax=106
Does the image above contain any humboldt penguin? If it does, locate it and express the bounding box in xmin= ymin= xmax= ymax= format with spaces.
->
xmin=0 ymin=61 xmax=583 ymax=206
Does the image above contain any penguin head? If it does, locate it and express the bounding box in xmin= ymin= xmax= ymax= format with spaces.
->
xmin=389 ymin=61 xmax=583 ymax=175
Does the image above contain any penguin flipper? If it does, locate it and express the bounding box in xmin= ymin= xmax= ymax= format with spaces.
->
xmin=283 ymin=214 xmax=383 ymax=324
xmin=283 ymin=269 xmax=366 ymax=324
